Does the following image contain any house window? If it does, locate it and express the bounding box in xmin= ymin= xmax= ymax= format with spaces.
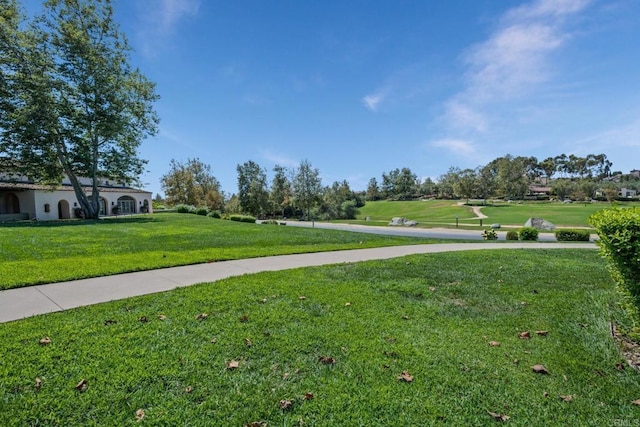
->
xmin=117 ymin=196 xmax=136 ymax=214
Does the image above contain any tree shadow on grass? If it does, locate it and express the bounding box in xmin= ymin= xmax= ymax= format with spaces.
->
xmin=0 ymin=216 xmax=159 ymax=228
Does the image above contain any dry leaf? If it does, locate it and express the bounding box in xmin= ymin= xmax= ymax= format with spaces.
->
xmin=532 ymin=364 xmax=549 ymax=374
xmin=345 ymin=302 xmax=351 ymax=307
xmin=616 ymin=363 xmax=625 ymax=371
xmin=245 ymin=338 xmax=252 ymax=347
xmin=535 ymin=330 xmax=548 ymax=336
xmin=135 ymin=409 xmax=145 ymax=422
xmin=513 ymin=359 xmax=519 ymax=364
xmin=298 ymin=296 xmax=306 ymax=300
xmin=304 ymin=392 xmax=314 ymax=400
xmin=402 ymin=315 xmax=409 ymax=320
xmin=260 ymin=298 xmax=268 ymax=303
xmin=35 ymin=378 xmax=42 ymax=390
xmin=489 ymin=341 xmax=501 ymax=347
xmin=543 ymin=392 xmax=549 ymax=398
xmin=211 ymin=337 xmax=217 ymax=344
xmin=632 ymin=399 xmax=640 ymax=406
xmin=158 ymin=315 xmax=167 ymax=321
xmin=429 ymin=287 xmax=436 ymax=292
xmin=185 ymin=386 xmax=192 ymax=393
xmin=239 ymin=314 xmax=249 ymax=323
xmin=559 ymin=395 xmax=573 ymax=402
xmin=39 ymin=337 xmax=51 ymax=345
xmin=318 ymin=356 xmax=335 ymax=365
xmin=104 ymin=319 xmax=117 ymax=325
xmin=139 ymin=316 xmax=148 ymax=323
xmin=75 ymin=379 xmax=88 ymax=391
xmin=518 ymin=331 xmax=530 ymax=339
xmin=488 ymin=411 xmax=510 ymax=422
xmin=245 ymin=422 xmax=267 ymax=427
xmin=196 ymin=313 xmax=208 ymax=320
xmin=227 ymin=360 xmax=240 ymax=370
xmin=397 ymin=371 xmax=414 ymax=382
xmin=279 ymin=399 xmax=294 ymax=411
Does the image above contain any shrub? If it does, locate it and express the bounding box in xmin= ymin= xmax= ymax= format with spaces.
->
xmin=482 ymin=229 xmax=498 ymax=240
xmin=175 ymin=204 xmax=196 ymax=214
xmin=229 ymin=214 xmax=257 ymax=223
xmin=506 ymin=230 xmax=519 ymax=240
xmin=589 ymin=207 xmax=640 ymax=306
xmin=555 ymin=229 xmax=591 ymax=242
xmin=518 ymin=227 xmax=539 ymax=241
xmin=261 ymin=220 xmax=279 ymax=225
xmin=208 ymin=210 xmax=221 ymax=219
xmin=194 ymin=207 xmax=209 ymax=216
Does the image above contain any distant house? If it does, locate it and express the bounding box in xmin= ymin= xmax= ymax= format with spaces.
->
xmin=620 ymin=188 xmax=637 ymax=198
xmin=630 ymin=169 xmax=640 ymax=178
xmin=0 ymin=172 xmax=152 ymax=221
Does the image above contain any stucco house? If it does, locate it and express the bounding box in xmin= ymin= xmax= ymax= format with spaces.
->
xmin=0 ymin=172 xmax=152 ymax=221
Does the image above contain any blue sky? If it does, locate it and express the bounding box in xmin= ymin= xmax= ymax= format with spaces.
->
xmin=25 ymin=0 xmax=640 ymax=196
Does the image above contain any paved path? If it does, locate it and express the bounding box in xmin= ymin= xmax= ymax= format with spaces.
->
xmin=0 ymin=242 xmax=596 ymax=324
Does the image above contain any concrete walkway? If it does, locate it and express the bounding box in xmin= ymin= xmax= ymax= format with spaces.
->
xmin=0 ymin=242 xmax=596 ymax=324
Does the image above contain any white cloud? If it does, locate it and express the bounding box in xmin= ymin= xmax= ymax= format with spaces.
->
xmin=135 ymin=0 xmax=200 ymax=55
xmin=153 ymin=0 xmax=200 ymax=34
xmin=260 ymin=150 xmax=299 ymax=169
xmin=445 ymin=101 xmax=487 ymax=133
xmin=430 ymin=139 xmax=477 ymax=157
xmin=362 ymin=92 xmax=385 ymax=112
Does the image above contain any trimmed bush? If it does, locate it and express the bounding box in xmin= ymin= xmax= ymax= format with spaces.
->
xmin=229 ymin=214 xmax=257 ymax=223
xmin=175 ymin=204 xmax=196 ymax=214
xmin=518 ymin=227 xmax=539 ymax=241
xmin=506 ymin=230 xmax=519 ymax=240
xmin=589 ymin=207 xmax=640 ymax=306
xmin=208 ymin=211 xmax=221 ymax=219
xmin=194 ymin=207 xmax=209 ymax=216
xmin=261 ymin=220 xmax=279 ymax=225
xmin=482 ymin=229 xmax=498 ymax=240
xmin=555 ymin=229 xmax=591 ymax=242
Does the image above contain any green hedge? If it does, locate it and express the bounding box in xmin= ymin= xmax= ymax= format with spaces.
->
xmin=555 ymin=229 xmax=591 ymax=242
xmin=506 ymin=230 xmax=519 ymax=240
xmin=229 ymin=214 xmax=257 ymax=223
xmin=518 ymin=227 xmax=538 ymax=241
xmin=589 ymin=207 xmax=640 ymax=305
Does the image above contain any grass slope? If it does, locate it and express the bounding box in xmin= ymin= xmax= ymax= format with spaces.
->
xmin=0 ymin=214 xmax=430 ymax=290
xmin=1 ymin=250 xmax=638 ymax=426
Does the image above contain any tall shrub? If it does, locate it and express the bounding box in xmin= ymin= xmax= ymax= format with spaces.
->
xmin=589 ymin=207 xmax=640 ymax=306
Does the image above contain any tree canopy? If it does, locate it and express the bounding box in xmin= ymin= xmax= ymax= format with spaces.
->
xmin=0 ymin=0 xmax=158 ymax=219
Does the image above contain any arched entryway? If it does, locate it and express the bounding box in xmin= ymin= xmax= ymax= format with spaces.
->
xmin=58 ymin=200 xmax=71 ymax=219
xmin=99 ymin=197 xmax=107 ymax=216
xmin=0 ymin=192 xmax=20 ymax=214
xmin=117 ymin=196 xmax=136 ymax=214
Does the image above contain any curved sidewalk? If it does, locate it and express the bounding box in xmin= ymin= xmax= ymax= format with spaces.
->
xmin=0 ymin=242 xmax=596 ymax=324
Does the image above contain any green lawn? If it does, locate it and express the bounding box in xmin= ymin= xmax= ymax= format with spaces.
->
xmin=0 ymin=213 xmax=432 ymax=290
xmin=1 ymin=249 xmax=638 ymax=425
xmin=355 ymin=200 xmax=628 ymax=228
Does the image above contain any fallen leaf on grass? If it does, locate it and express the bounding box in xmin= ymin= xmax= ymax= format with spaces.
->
xmin=75 ymin=379 xmax=88 ymax=391
xmin=518 ymin=331 xmax=530 ymax=339
xmin=632 ymin=399 xmax=640 ymax=406
xmin=158 ymin=315 xmax=167 ymax=321
xmin=211 ymin=337 xmax=217 ymax=344
xmin=402 ymin=315 xmax=409 ymax=320
xmin=35 ymin=378 xmax=42 ymax=390
xmin=279 ymin=399 xmax=294 ymax=411
xmin=135 ymin=409 xmax=145 ymax=422
xmin=259 ymin=298 xmax=268 ymax=303
xmin=488 ymin=411 xmax=510 ymax=422
xmin=298 ymin=296 xmax=306 ymax=300
xmin=245 ymin=338 xmax=252 ymax=347
xmin=559 ymin=395 xmax=573 ymax=402
xmin=139 ymin=316 xmax=148 ymax=323
xmin=616 ymin=363 xmax=625 ymax=371
xmin=489 ymin=341 xmax=501 ymax=347
xmin=397 ymin=371 xmax=414 ymax=382
xmin=39 ymin=337 xmax=51 ymax=345
xmin=344 ymin=302 xmax=351 ymax=307
xmin=304 ymin=392 xmax=314 ymax=400
xmin=239 ymin=314 xmax=249 ymax=323
xmin=227 ymin=360 xmax=240 ymax=370
xmin=532 ymin=364 xmax=549 ymax=374
xmin=196 ymin=313 xmax=208 ymax=320
xmin=318 ymin=356 xmax=335 ymax=365
xmin=185 ymin=386 xmax=192 ymax=393
xmin=104 ymin=319 xmax=117 ymax=326
xmin=535 ymin=330 xmax=548 ymax=336
xmin=245 ymin=422 xmax=267 ymax=427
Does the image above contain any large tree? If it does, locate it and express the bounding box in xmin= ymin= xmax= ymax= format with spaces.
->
xmin=292 ymin=159 xmax=322 ymax=221
xmin=236 ymin=160 xmax=269 ymax=217
xmin=160 ymin=158 xmax=223 ymax=209
xmin=0 ymin=0 xmax=158 ymax=219
xmin=269 ymin=164 xmax=292 ymax=217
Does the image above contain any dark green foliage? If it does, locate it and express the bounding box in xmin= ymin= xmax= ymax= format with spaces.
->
xmin=589 ymin=207 xmax=640 ymax=307
xmin=506 ymin=230 xmax=519 ymax=240
xmin=518 ymin=227 xmax=539 ymax=241
xmin=208 ymin=210 xmax=221 ymax=219
xmin=229 ymin=214 xmax=257 ymax=223
xmin=261 ymin=220 xmax=279 ymax=225
xmin=175 ymin=204 xmax=196 ymax=214
xmin=555 ymin=229 xmax=591 ymax=241
xmin=194 ymin=207 xmax=209 ymax=216
xmin=481 ymin=228 xmax=497 ymax=240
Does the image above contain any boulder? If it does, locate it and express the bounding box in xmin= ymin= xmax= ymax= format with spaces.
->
xmin=389 ymin=217 xmax=405 ymax=226
xmin=524 ymin=217 xmax=555 ymax=230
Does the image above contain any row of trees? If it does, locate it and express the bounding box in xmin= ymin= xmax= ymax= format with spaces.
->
xmin=160 ymin=158 xmax=363 ymax=220
xmin=366 ymin=153 xmax=633 ymax=203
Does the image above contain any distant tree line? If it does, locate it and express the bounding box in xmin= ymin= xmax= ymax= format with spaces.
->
xmin=159 ymin=152 xmax=638 ymax=220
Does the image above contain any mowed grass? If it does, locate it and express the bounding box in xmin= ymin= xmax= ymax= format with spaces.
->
xmin=355 ymin=200 xmax=629 ymax=228
xmin=1 ymin=249 xmax=639 ymax=426
xmin=0 ymin=213 xmax=432 ymax=290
